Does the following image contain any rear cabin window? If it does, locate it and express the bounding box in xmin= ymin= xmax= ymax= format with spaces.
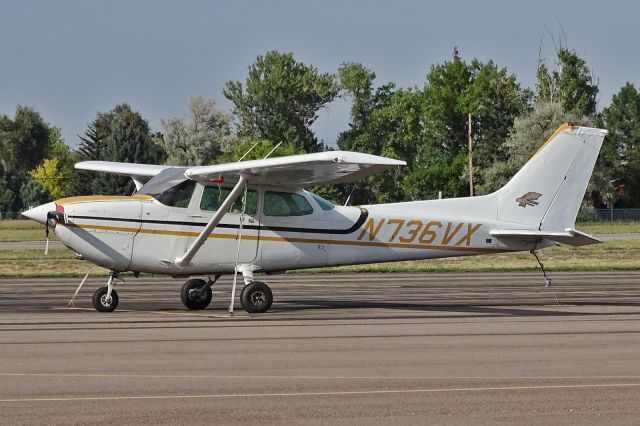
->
xmin=264 ymin=191 xmax=314 ymax=217
xmin=200 ymin=186 xmax=258 ymax=215
xmin=151 ymin=180 xmax=196 ymax=208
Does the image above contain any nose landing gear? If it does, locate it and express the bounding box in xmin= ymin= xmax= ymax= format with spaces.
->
xmin=180 ymin=275 xmax=220 ymax=310
xmin=92 ymin=271 xmax=121 ymax=312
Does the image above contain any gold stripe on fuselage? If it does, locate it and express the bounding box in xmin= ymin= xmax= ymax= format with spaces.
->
xmin=56 ymin=194 xmax=154 ymax=205
xmin=62 ymin=223 xmax=509 ymax=254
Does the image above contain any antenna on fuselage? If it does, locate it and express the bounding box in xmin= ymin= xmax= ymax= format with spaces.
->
xmin=263 ymin=141 xmax=283 ymax=159
xmin=237 ymin=141 xmax=260 ymax=162
xmin=344 ymin=183 xmax=357 ymax=206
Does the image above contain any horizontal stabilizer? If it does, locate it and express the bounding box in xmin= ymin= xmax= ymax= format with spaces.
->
xmin=490 ymin=228 xmax=602 ymax=247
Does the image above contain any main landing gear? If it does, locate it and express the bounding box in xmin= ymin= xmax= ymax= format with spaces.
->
xmin=178 ymin=275 xmax=273 ymax=314
xmin=240 ymin=281 xmax=273 ymax=313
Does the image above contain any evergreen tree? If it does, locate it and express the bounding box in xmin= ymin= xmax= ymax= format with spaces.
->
xmin=72 ymin=104 xmax=166 ymax=195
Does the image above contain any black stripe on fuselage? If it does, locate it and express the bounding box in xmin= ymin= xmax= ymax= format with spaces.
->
xmin=67 ymin=208 xmax=368 ymax=235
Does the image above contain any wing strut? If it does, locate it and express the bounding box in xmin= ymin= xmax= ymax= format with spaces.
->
xmin=174 ymin=176 xmax=247 ymax=268
xmin=228 ymin=185 xmax=249 ymax=315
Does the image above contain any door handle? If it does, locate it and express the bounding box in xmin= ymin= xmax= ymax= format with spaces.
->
xmin=188 ymin=214 xmax=204 ymax=218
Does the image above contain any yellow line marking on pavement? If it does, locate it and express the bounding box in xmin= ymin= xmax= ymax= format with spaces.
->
xmin=65 ymin=307 xmax=232 ymax=319
xmin=2 ymin=372 xmax=640 ymax=381
xmin=1 ymin=383 xmax=639 ymax=403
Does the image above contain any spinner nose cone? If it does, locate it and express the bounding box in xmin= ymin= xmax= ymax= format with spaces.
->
xmin=22 ymin=202 xmax=57 ymax=224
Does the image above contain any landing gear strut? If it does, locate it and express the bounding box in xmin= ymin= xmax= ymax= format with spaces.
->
xmin=92 ymin=271 xmax=121 ymax=312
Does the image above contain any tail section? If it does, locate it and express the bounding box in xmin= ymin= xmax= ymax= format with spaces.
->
xmin=495 ymin=124 xmax=607 ymax=231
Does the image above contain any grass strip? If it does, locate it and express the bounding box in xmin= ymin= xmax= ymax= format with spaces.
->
xmin=0 ymin=240 xmax=638 ymax=278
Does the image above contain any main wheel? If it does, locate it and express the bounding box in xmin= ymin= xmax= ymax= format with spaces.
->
xmin=240 ymin=281 xmax=273 ymax=313
xmin=92 ymin=287 xmax=119 ymax=312
xmin=180 ymin=279 xmax=212 ymax=310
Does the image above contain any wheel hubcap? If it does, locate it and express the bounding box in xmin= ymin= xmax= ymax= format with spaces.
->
xmin=189 ymin=288 xmax=205 ymax=302
xmin=250 ymin=291 xmax=265 ymax=307
xmin=100 ymin=295 xmax=112 ymax=307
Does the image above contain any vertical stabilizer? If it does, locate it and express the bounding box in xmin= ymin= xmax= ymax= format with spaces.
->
xmin=495 ymin=125 xmax=607 ymax=230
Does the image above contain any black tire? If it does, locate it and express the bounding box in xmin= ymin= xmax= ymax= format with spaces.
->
xmin=240 ymin=281 xmax=273 ymax=313
xmin=92 ymin=287 xmax=119 ymax=313
xmin=180 ymin=279 xmax=212 ymax=310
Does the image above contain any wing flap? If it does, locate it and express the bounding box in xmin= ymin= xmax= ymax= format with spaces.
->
xmin=490 ymin=228 xmax=602 ymax=247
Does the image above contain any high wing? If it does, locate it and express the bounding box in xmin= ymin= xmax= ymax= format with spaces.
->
xmin=75 ymin=161 xmax=177 ymax=190
xmin=185 ymin=151 xmax=406 ymax=187
xmin=76 ymin=151 xmax=406 ymax=189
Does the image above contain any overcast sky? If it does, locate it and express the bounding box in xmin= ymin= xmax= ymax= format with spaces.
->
xmin=1 ymin=0 xmax=638 ymax=149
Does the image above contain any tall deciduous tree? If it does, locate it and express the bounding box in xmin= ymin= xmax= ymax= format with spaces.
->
xmin=337 ymin=62 xmax=415 ymax=203
xmin=155 ymin=97 xmax=234 ymax=166
xmin=30 ymin=158 xmax=68 ymax=199
xmin=0 ymin=106 xmax=50 ymax=176
xmin=0 ymin=106 xmax=54 ymax=211
xmin=73 ymin=104 xmax=166 ymax=195
xmin=224 ymin=51 xmax=338 ymax=152
xmin=475 ymin=101 xmax=593 ymax=195
xmin=536 ymin=48 xmax=599 ymax=116
xmin=602 ymin=83 xmax=640 ymax=207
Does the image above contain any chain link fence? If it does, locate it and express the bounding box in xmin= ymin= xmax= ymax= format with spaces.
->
xmin=0 ymin=212 xmax=26 ymax=220
xmin=577 ymin=208 xmax=640 ymax=223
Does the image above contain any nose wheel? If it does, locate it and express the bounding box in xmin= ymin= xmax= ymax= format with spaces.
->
xmin=240 ymin=281 xmax=273 ymax=313
xmin=180 ymin=278 xmax=213 ymax=310
xmin=92 ymin=271 xmax=121 ymax=312
xmin=92 ymin=286 xmax=119 ymax=312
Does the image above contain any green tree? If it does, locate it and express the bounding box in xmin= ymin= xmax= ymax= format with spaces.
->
xmin=0 ymin=106 xmax=54 ymax=212
xmin=0 ymin=106 xmax=50 ymax=176
xmin=19 ymin=177 xmax=49 ymax=209
xmin=411 ymin=49 xmax=529 ymax=199
xmin=338 ymin=62 xmax=421 ymax=203
xmin=73 ymin=104 xmax=166 ymax=195
xmin=156 ymin=97 xmax=235 ymax=166
xmin=601 ymin=83 xmax=640 ymax=207
xmin=337 ymin=51 xmax=528 ymax=202
xmin=536 ymin=48 xmax=598 ymax=116
xmin=462 ymin=59 xmax=531 ymax=172
xmin=0 ymin=164 xmax=16 ymax=213
xmin=30 ymin=158 xmax=68 ymax=199
xmin=220 ymin=137 xmax=300 ymax=163
xmin=224 ymin=51 xmax=338 ymax=153
xmin=476 ymin=101 xmax=593 ymax=195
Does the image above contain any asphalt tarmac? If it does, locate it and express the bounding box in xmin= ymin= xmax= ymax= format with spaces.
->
xmin=1 ymin=272 xmax=640 ymax=425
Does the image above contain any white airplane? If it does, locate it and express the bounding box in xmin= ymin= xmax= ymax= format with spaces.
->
xmin=23 ymin=124 xmax=607 ymax=314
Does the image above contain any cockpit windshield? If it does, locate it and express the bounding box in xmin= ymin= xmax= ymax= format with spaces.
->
xmin=137 ymin=167 xmax=189 ymax=196
xmin=151 ymin=180 xmax=196 ymax=208
xmin=138 ymin=167 xmax=195 ymax=208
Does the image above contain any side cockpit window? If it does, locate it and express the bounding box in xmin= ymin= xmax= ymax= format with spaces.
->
xmin=264 ymin=191 xmax=313 ymax=216
xmin=200 ymin=186 xmax=258 ymax=215
xmin=150 ymin=180 xmax=196 ymax=208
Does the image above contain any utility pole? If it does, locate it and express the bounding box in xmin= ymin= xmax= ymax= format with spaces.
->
xmin=468 ymin=113 xmax=474 ymax=197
